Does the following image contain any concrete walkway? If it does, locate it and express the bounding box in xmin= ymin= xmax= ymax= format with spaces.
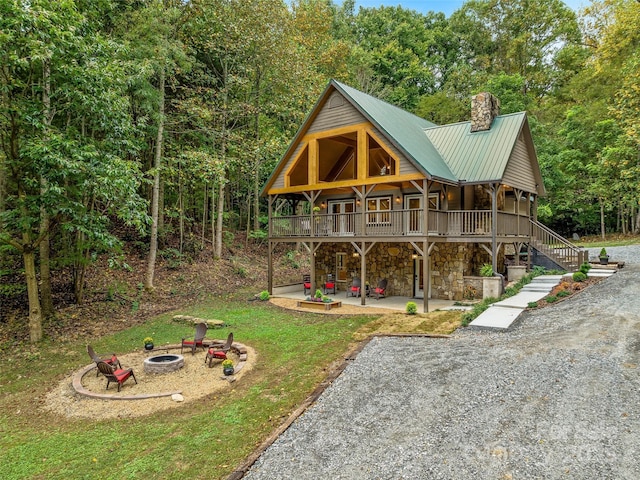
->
xmin=469 ymin=269 xmax=616 ymax=330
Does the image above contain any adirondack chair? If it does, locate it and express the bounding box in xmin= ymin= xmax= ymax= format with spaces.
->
xmin=87 ymin=345 xmax=121 ymax=377
xmin=323 ymin=274 xmax=336 ymax=295
xmin=372 ymin=278 xmax=388 ymax=300
xmin=347 ymin=277 xmax=361 ymax=297
xmin=181 ymin=322 xmax=207 ymax=355
xmin=303 ymin=274 xmax=312 ymax=295
xmin=96 ymin=361 xmax=137 ymax=392
xmin=205 ymin=332 xmax=234 ymax=368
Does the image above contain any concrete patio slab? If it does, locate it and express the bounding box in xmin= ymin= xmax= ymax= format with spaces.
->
xmin=468 ymin=305 xmax=524 ymax=329
xmin=494 ymin=290 xmax=550 ymax=308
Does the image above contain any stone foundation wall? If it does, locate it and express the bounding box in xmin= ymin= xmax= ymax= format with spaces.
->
xmin=313 ymin=242 xmax=505 ymax=301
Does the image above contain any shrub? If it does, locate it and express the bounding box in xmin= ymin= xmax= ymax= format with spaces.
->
xmin=258 ymin=290 xmax=269 ymax=301
xmin=572 ymin=271 xmax=587 ymax=282
xmin=480 ymin=263 xmax=493 ymax=277
xmin=599 ymin=247 xmax=608 ymax=257
xmin=314 ymin=289 xmax=323 ymax=299
xmin=406 ymin=301 xmax=418 ymax=315
xmin=579 ymin=262 xmax=592 ymax=274
xmin=545 ymin=295 xmax=558 ymax=303
xmin=557 ymin=290 xmax=571 ymax=298
xmin=527 ymin=301 xmax=538 ymax=308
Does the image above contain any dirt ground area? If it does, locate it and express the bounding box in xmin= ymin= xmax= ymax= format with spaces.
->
xmin=44 ymin=345 xmax=256 ymax=420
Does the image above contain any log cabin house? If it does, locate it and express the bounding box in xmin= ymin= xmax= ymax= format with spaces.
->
xmin=261 ymin=80 xmax=586 ymax=311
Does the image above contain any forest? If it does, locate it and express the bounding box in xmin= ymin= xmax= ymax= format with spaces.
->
xmin=1 ymin=0 xmax=639 ymax=342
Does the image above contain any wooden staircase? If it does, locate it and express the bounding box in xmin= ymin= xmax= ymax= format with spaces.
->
xmin=529 ymin=220 xmax=588 ymax=271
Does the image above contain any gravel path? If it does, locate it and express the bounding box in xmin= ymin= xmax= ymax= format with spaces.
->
xmin=243 ymin=246 xmax=640 ymax=479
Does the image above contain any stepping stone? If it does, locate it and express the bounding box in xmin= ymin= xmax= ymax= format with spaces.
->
xmin=469 ymin=306 xmax=524 ymax=330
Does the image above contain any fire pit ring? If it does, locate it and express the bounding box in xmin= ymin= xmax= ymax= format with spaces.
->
xmin=144 ymin=354 xmax=185 ymax=374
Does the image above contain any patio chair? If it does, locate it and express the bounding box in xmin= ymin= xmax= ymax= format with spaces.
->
xmin=347 ymin=277 xmax=361 ymax=297
xmin=303 ymin=274 xmax=311 ymax=295
xmin=205 ymin=332 xmax=234 ymax=368
xmin=181 ymin=322 xmax=208 ymax=355
xmin=96 ymin=361 xmax=137 ymax=392
xmin=323 ymin=274 xmax=336 ymax=295
xmin=372 ymin=278 xmax=388 ymax=300
xmin=87 ymin=345 xmax=121 ymax=377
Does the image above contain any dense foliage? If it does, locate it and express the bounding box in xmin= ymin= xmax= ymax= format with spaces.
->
xmin=1 ymin=0 xmax=639 ymax=341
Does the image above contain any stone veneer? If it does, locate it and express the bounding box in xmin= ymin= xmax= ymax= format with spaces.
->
xmin=313 ymin=242 xmax=505 ymax=301
xmin=471 ymin=92 xmax=500 ymax=132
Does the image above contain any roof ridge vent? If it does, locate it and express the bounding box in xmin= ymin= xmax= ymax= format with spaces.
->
xmin=471 ymin=92 xmax=500 ymax=132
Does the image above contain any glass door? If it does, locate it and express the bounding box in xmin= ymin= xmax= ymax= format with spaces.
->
xmin=405 ymin=195 xmax=422 ymax=235
xmin=413 ymin=256 xmax=431 ymax=298
xmin=328 ymin=200 xmax=355 ymax=236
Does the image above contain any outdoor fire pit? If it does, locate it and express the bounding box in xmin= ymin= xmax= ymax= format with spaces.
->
xmin=143 ymin=354 xmax=185 ymax=374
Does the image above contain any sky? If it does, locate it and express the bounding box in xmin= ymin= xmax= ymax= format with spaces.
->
xmin=345 ymin=0 xmax=588 ymax=17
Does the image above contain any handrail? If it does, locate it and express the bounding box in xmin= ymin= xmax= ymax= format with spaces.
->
xmin=529 ymin=219 xmax=587 ymax=270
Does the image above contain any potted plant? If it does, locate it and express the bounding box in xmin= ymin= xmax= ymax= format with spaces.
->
xmin=222 ymin=359 xmax=234 ymax=376
xmin=314 ymin=289 xmax=324 ymax=302
xmin=599 ymin=248 xmax=609 ymax=265
xmin=143 ymin=337 xmax=154 ymax=350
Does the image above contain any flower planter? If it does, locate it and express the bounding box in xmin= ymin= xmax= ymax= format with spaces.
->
xmin=144 ymin=343 xmax=154 ymax=351
xmin=507 ymin=265 xmax=526 ymax=282
xmin=599 ymin=257 xmax=609 ymax=265
xmin=482 ymin=276 xmax=502 ymax=299
xmin=297 ymin=300 xmax=342 ymax=311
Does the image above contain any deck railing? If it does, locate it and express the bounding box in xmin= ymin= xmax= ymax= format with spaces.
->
xmin=529 ymin=220 xmax=587 ymax=270
xmin=270 ymin=209 xmax=532 ymax=238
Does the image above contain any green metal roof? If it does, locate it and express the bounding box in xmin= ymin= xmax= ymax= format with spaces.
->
xmin=424 ymin=112 xmax=527 ymax=183
xmin=333 ymin=81 xmax=457 ymax=183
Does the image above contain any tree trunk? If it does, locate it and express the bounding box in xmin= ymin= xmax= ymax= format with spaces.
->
xmin=215 ymin=180 xmax=225 ymax=259
xmin=24 ymin=247 xmax=43 ymax=343
xmin=39 ymin=213 xmax=53 ymax=316
xmin=600 ymin=199 xmax=605 ymax=241
xmin=40 ymin=58 xmax=54 ymax=318
xmin=145 ymin=67 xmax=165 ymax=291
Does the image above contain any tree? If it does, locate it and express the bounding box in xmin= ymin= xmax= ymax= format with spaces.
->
xmin=0 ymin=0 xmax=147 ymax=341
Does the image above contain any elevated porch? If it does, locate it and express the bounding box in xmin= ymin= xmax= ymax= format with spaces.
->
xmin=270 ymin=209 xmax=531 ymax=241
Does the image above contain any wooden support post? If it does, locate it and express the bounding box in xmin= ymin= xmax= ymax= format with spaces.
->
xmin=491 ymin=183 xmax=498 ymax=276
xmin=423 ymin=179 xmax=431 ymax=314
xmin=310 ymin=241 xmax=315 ymax=295
xmin=268 ymin=196 xmax=273 ymax=294
xmin=361 ymin=241 xmax=366 ymax=306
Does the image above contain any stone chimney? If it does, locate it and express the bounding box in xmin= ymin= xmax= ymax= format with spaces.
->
xmin=470 ymin=92 xmax=500 ymax=132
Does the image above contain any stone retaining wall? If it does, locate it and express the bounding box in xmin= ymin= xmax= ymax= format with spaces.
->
xmin=313 ymin=242 xmax=505 ymax=301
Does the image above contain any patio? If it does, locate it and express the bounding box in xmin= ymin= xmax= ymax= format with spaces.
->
xmin=273 ymin=289 xmax=460 ymax=314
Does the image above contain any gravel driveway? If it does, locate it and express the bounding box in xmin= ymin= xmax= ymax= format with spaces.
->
xmin=242 ymin=246 xmax=640 ymax=480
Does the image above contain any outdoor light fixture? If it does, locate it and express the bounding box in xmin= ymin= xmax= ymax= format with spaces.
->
xmin=395 ymin=195 xmax=401 ymax=203
xmin=411 ymin=254 xmax=418 ymax=259
xmin=352 ymin=252 xmax=360 ymax=258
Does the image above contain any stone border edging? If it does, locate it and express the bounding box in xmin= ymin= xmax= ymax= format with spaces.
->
xmin=72 ymin=339 xmax=249 ymax=401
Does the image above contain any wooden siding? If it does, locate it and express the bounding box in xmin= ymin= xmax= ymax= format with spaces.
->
xmin=370 ymin=126 xmax=421 ymax=177
xmin=273 ymin=142 xmax=305 ymax=190
xmin=308 ymin=91 xmax=365 ymax=134
xmin=502 ymin=136 xmax=537 ymax=193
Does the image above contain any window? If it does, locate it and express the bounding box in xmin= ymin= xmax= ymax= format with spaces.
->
xmin=366 ymin=196 xmax=391 ymax=224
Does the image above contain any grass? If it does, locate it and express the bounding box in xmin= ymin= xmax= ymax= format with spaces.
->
xmin=0 ymin=293 xmax=460 ymax=479
xmin=577 ymin=233 xmax=640 ymax=248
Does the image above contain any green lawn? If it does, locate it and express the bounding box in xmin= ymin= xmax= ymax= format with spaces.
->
xmin=0 ymin=296 xmax=380 ymax=479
